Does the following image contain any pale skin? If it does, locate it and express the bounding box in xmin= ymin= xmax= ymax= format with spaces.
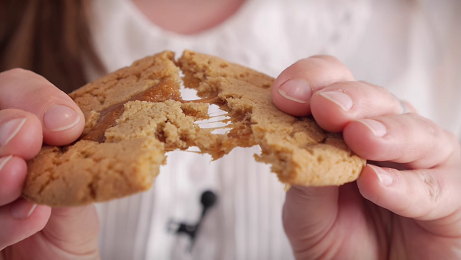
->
xmin=0 ymin=69 xmax=99 ymax=259
xmin=273 ymin=57 xmax=461 ymax=259
xmin=1 ymin=1 xmax=461 ymax=259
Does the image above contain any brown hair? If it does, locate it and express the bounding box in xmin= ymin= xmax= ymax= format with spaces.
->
xmin=0 ymin=0 xmax=104 ymax=93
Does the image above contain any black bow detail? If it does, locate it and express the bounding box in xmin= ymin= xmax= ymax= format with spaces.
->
xmin=168 ymin=190 xmax=217 ymax=251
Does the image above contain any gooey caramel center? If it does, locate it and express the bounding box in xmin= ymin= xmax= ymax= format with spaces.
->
xmin=82 ymin=80 xmax=182 ymax=142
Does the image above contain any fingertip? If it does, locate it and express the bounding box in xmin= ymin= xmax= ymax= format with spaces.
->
xmin=5 ymin=117 xmax=43 ymax=160
xmin=10 ymin=199 xmax=38 ymax=220
xmin=357 ymin=165 xmax=379 ymax=205
xmin=0 ymin=199 xmax=51 ymax=249
xmin=10 ymin=198 xmax=51 ymax=224
xmin=0 ymin=156 xmax=27 ymax=205
xmin=310 ymin=91 xmax=350 ymax=132
xmin=343 ymin=119 xmax=394 ymax=161
xmin=271 ymin=79 xmax=312 ymax=116
xmin=43 ymin=105 xmax=82 ymax=132
xmin=31 ymin=204 xmax=52 ymax=225
xmin=357 ymin=165 xmax=398 ymax=207
xmin=0 ymin=110 xmax=43 ymax=159
xmin=271 ymin=55 xmax=354 ymax=118
xmin=42 ymin=104 xmax=84 ymax=146
xmin=12 ymin=198 xmax=52 ymax=223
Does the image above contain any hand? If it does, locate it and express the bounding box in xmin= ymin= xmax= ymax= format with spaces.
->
xmin=272 ymin=56 xmax=461 ymax=259
xmin=0 ymin=69 xmax=100 ymax=259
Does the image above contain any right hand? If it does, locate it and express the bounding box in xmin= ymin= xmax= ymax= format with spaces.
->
xmin=0 ymin=69 xmax=100 ymax=259
xmin=272 ymin=56 xmax=461 ymax=259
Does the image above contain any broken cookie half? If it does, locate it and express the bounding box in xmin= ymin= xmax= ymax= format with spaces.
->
xmin=23 ymin=50 xmax=366 ymax=207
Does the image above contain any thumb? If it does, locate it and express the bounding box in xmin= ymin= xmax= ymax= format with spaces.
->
xmin=0 ymin=68 xmax=84 ymax=146
xmin=282 ymin=186 xmax=338 ymax=253
xmin=42 ymin=206 xmax=100 ymax=255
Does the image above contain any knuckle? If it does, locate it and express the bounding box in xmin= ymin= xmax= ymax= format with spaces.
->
xmin=408 ymin=113 xmax=439 ymax=136
xmin=358 ymin=80 xmax=386 ymax=92
xmin=324 ymin=81 xmax=361 ymax=93
xmin=416 ymin=169 xmax=442 ymax=204
xmin=375 ymin=84 xmax=391 ymax=96
xmin=356 ymin=81 xmax=388 ymax=97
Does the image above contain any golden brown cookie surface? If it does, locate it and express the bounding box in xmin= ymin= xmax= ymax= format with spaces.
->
xmin=23 ymin=50 xmax=365 ymax=207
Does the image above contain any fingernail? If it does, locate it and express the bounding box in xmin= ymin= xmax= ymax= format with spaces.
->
xmin=0 ymin=155 xmax=13 ymax=172
xmin=370 ymin=165 xmax=394 ymax=186
xmin=358 ymin=119 xmax=387 ymax=137
xmin=319 ymin=91 xmax=353 ymax=111
xmin=0 ymin=118 xmax=27 ymax=147
xmin=44 ymin=105 xmax=80 ymax=132
xmin=277 ymin=79 xmax=312 ymax=104
xmin=11 ymin=199 xmax=37 ymax=219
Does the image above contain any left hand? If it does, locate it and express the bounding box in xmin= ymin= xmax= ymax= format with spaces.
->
xmin=272 ymin=56 xmax=461 ymax=259
xmin=0 ymin=69 xmax=100 ymax=260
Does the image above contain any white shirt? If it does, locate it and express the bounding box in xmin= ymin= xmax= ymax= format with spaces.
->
xmin=88 ymin=0 xmax=461 ymax=259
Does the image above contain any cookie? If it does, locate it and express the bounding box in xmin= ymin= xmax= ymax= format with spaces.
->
xmin=23 ymin=50 xmax=366 ymax=207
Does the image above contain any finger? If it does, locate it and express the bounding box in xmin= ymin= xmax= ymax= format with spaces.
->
xmin=358 ymin=164 xmax=461 ymax=236
xmin=310 ymin=81 xmax=410 ymax=132
xmin=343 ymin=113 xmax=458 ymax=169
xmin=0 ymin=109 xmax=43 ymax=159
xmin=0 ymin=69 xmax=84 ymax=146
xmin=0 ymin=156 xmax=27 ymax=206
xmin=0 ymin=198 xmax=51 ymax=251
xmin=271 ymin=55 xmax=355 ymax=116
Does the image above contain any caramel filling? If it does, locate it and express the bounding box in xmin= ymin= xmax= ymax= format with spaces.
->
xmin=82 ymin=80 xmax=182 ymax=142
